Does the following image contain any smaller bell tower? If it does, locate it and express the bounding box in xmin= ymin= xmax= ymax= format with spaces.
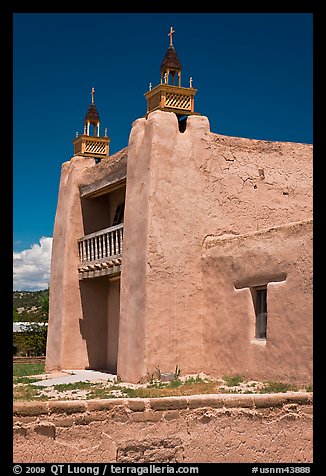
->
xmin=144 ymin=27 xmax=198 ymax=117
xmin=72 ymin=88 xmax=110 ymax=159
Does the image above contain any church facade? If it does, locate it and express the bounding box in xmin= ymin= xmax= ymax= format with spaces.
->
xmin=46 ymin=29 xmax=312 ymax=385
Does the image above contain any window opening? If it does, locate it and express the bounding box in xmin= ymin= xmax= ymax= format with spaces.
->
xmin=112 ymin=202 xmax=124 ymax=226
xmin=254 ymin=286 xmax=268 ymax=339
xmin=177 ymin=114 xmax=187 ymax=133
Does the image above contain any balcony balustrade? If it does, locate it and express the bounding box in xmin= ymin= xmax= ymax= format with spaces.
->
xmin=77 ymin=223 xmax=123 ymax=279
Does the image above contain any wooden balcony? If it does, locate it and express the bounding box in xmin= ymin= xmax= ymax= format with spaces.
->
xmin=72 ymin=134 xmax=110 ymax=158
xmin=144 ymin=84 xmax=197 ymax=116
xmin=77 ymin=224 xmax=123 ymax=280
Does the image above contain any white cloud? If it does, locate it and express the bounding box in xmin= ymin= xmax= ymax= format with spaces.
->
xmin=13 ymin=237 xmax=53 ymax=291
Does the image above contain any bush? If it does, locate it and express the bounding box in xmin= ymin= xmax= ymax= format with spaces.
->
xmin=260 ymin=381 xmax=298 ymax=393
xmin=223 ymin=374 xmax=243 ymax=387
xmin=13 ymin=326 xmax=47 ymax=356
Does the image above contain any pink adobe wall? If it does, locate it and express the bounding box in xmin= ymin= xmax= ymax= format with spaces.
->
xmin=46 ymin=152 xmax=126 ymax=372
xmin=118 ymin=118 xmax=149 ymax=382
xmin=46 ymin=110 xmax=312 ymax=385
xmin=202 ymin=220 xmax=312 ymax=384
xmin=107 ymin=278 xmax=120 ymax=373
xmin=46 ymin=158 xmax=91 ymax=371
xmin=13 ymin=394 xmax=313 ymax=463
xmin=119 ymin=110 xmax=312 ymax=383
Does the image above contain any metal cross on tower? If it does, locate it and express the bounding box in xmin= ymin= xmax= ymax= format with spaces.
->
xmin=168 ymin=27 xmax=175 ymax=46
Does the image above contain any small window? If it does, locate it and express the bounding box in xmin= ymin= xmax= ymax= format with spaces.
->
xmin=177 ymin=115 xmax=187 ymax=133
xmin=254 ymin=286 xmax=268 ymax=339
xmin=112 ymin=202 xmax=124 ymax=226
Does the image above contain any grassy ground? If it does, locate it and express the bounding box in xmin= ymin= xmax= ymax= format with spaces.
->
xmin=13 ymin=363 xmax=312 ymax=402
xmin=13 ymin=362 xmax=45 ymax=378
xmin=13 ymin=363 xmax=48 ymax=400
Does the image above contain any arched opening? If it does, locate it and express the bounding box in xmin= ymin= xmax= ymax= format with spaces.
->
xmin=177 ymin=115 xmax=188 ymax=133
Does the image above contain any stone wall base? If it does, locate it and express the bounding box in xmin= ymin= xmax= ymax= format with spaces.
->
xmin=13 ymin=393 xmax=313 ymax=463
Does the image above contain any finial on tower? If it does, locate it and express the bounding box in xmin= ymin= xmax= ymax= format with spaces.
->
xmin=144 ymin=27 xmax=198 ymax=116
xmin=73 ymin=89 xmax=110 ymax=159
xmin=168 ymin=26 xmax=175 ymax=46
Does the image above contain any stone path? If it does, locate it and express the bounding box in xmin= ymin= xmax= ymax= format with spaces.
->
xmin=33 ymin=369 xmax=116 ymax=387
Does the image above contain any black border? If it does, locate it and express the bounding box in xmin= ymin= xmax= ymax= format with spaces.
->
xmin=4 ymin=1 xmax=319 ymax=473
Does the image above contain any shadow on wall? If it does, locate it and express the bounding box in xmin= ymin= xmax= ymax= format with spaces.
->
xmin=79 ymin=277 xmax=109 ymax=371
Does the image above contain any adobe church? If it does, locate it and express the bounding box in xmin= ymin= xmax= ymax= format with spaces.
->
xmin=46 ymin=28 xmax=312 ymax=385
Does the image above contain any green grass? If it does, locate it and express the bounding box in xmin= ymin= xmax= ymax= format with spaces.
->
xmin=86 ymin=392 xmax=116 ymax=400
xmin=13 ymin=363 xmax=312 ymax=401
xmin=87 ymin=380 xmax=218 ymax=399
xmin=166 ymin=379 xmax=183 ymax=388
xmin=13 ymin=363 xmax=45 ymax=377
xmin=112 ymin=381 xmax=218 ymax=399
xmin=223 ymin=374 xmax=243 ymax=387
xmin=13 ymin=384 xmax=50 ymax=401
xmin=260 ymin=381 xmax=298 ymax=393
xmin=184 ymin=375 xmax=208 ymax=385
xmin=13 ymin=376 xmax=309 ymax=401
xmin=86 ymin=388 xmax=118 ymax=399
xmin=147 ymin=381 xmax=167 ymax=389
xmin=13 ymin=376 xmax=41 ymax=384
xmin=53 ymin=381 xmax=94 ymax=391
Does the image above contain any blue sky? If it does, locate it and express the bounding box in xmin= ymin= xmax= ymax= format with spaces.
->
xmin=13 ymin=13 xmax=312 ymax=290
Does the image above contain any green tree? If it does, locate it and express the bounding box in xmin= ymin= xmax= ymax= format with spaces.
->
xmin=13 ymin=323 xmax=47 ymax=356
xmin=13 ymin=309 xmax=20 ymax=322
xmin=39 ymin=295 xmax=49 ymax=321
xmin=13 ymin=289 xmax=49 ymax=355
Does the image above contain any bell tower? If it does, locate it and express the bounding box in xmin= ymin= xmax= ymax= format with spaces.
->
xmin=144 ymin=27 xmax=198 ymax=117
xmin=72 ymin=88 xmax=110 ymax=159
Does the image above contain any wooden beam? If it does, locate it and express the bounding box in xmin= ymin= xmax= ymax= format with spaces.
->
xmin=80 ymin=168 xmax=127 ymax=198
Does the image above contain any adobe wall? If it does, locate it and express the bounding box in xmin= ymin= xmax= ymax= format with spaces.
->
xmin=107 ymin=278 xmax=120 ymax=373
xmin=202 ymin=220 xmax=312 ymax=384
xmin=119 ymin=110 xmax=312 ymax=382
xmin=13 ymin=393 xmax=313 ymax=463
xmin=118 ymin=118 xmax=148 ymax=381
xmin=46 ymin=110 xmax=312 ymax=383
xmin=46 ymin=157 xmax=92 ymax=371
xmin=46 ymin=151 xmax=127 ymax=372
xmin=81 ymin=186 xmax=125 ymax=235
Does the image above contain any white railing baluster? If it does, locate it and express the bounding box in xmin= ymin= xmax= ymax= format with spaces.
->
xmin=106 ymin=233 xmax=110 ymax=258
xmin=119 ymin=228 xmax=123 ymax=254
xmin=110 ymin=230 xmax=114 ymax=256
xmin=86 ymin=239 xmax=90 ymax=262
xmin=103 ymin=233 xmax=107 ymax=258
xmin=99 ymin=234 xmax=102 ymax=259
xmin=83 ymin=240 xmax=86 ymax=263
xmin=94 ymin=236 xmax=98 ymax=260
xmin=115 ymin=229 xmax=118 ymax=254
xmin=77 ymin=223 xmax=124 ymax=265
